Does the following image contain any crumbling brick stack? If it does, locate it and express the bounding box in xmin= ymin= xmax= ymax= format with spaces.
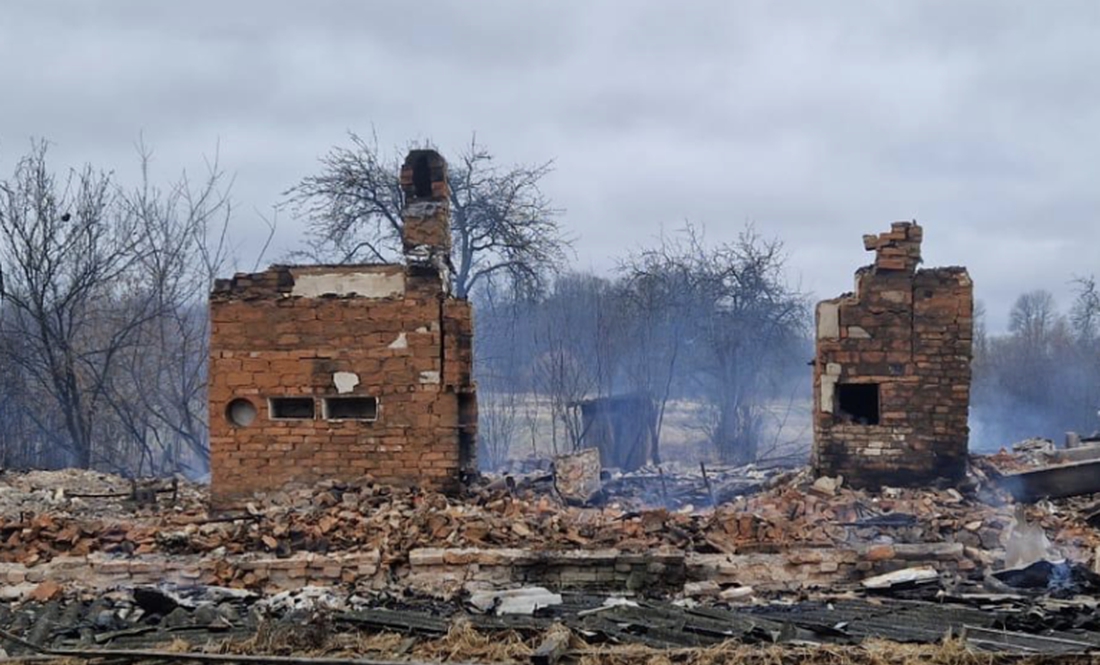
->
xmin=812 ymin=222 xmax=973 ymax=489
xmin=208 ymin=150 xmax=476 ymax=503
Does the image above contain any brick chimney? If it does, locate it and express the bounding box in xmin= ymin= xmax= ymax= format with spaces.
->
xmin=813 ymin=221 xmax=972 ymax=490
xmin=400 ymin=150 xmax=451 ymax=262
xmin=862 ymin=221 xmax=922 ymax=273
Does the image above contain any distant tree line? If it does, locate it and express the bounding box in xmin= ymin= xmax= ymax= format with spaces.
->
xmin=971 ymin=279 xmax=1100 ymax=448
xmin=474 ymin=223 xmax=810 ymax=469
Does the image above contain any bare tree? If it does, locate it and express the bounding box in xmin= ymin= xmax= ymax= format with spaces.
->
xmin=529 ymin=274 xmax=623 ymax=453
xmin=972 ymin=301 xmax=989 ymax=365
xmin=617 ymin=245 xmax=694 ymax=463
xmin=285 ymin=131 xmax=570 ymax=298
xmin=532 ymin=329 xmax=592 ymax=455
xmin=108 ymin=145 xmax=237 ymax=474
xmin=622 ymin=223 xmax=807 ymax=464
xmin=473 ymin=277 xmax=528 ymax=469
xmin=0 ymin=142 xmax=154 ymax=468
xmin=1069 ymin=276 xmax=1100 ymax=431
xmin=1009 ymin=290 xmax=1058 ymax=351
xmin=1070 ymin=276 xmax=1100 ymax=343
xmin=0 ymin=141 xmax=241 ymax=474
xmin=0 ymin=331 xmax=42 ymax=467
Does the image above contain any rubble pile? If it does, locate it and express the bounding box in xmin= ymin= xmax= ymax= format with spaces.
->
xmin=4 ymin=456 xmax=1100 ymax=577
xmin=599 ymin=462 xmax=788 ymax=508
xmin=0 ymin=470 xmax=204 ymax=566
xmin=711 ymin=467 xmax=1100 ymax=561
xmin=7 ymin=448 xmax=1100 ymax=658
xmin=0 ymin=469 xmax=205 ymax=517
xmin=974 ymin=449 xmax=1044 ymax=475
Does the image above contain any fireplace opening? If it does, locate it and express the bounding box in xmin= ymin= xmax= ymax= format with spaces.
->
xmin=836 ymin=383 xmax=879 ymax=425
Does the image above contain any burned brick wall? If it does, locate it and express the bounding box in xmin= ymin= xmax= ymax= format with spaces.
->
xmin=812 ymin=222 xmax=973 ymax=488
xmin=209 ymin=150 xmax=476 ymax=503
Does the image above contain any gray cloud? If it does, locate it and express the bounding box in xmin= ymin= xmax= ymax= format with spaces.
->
xmin=3 ymin=0 xmax=1100 ymax=329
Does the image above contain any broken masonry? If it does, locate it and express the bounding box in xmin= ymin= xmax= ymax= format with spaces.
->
xmin=207 ymin=150 xmax=477 ymax=503
xmin=812 ymin=221 xmax=973 ymax=489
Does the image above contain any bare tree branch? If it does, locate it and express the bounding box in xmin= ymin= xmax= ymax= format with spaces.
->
xmin=283 ymin=131 xmax=571 ymax=298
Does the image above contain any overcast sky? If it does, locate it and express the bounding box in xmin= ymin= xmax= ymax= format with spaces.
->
xmin=3 ymin=0 xmax=1099 ymax=331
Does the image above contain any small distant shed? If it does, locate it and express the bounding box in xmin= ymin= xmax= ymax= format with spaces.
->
xmin=572 ymin=394 xmax=658 ymax=472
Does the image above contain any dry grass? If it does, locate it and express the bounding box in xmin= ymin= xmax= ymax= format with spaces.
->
xmin=194 ymin=620 xmax=1098 ymax=665
xmin=412 ymin=619 xmax=532 ymax=663
xmin=221 ymin=614 xmax=338 ymax=655
xmin=572 ymin=639 xmax=1078 ymax=665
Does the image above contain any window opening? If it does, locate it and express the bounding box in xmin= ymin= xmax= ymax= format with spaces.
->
xmin=324 ymin=396 xmax=378 ymax=421
xmin=270 ymin=397 xmax=315 ymax=419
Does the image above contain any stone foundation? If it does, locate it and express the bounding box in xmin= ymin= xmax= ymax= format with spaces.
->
xmin=1 ymin=544 xmax=976 ymax=598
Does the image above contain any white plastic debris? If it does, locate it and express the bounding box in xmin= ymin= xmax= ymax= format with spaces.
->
xmin=468 ymin=587 xmax=563 ymax=615
xmin=1005 ymin=505 xmax=1055 ymax=569
xmin=719 ymin=585 xmax=755 ymax=602
xmin=861 ymin=566 xmax=939 ymax=589
xmin=258 ymin=586 xmax=346 ymax=614
xmin=576 ymin=596 xmax=640 ymax=617
xmin=683 ymin=581 xmax=722 ymax=598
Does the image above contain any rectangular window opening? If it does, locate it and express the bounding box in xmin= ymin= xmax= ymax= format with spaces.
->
xmin=836 ymin=383 xmax=880 ymax=425
xmin=269 ymin=397 xmax=315 ymax=420
xmin=324 ymin=396 xmax=378 ymax=421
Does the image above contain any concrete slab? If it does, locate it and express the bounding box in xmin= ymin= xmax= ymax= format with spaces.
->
xmin=998 ymin=457 xmax=1100 ymax=502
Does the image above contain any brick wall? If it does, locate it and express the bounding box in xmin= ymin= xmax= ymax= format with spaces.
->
xmin=812 ymin=222 xmax=973 ymax=488
xmin=209 ymin=150 xmax=476 ymax=503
